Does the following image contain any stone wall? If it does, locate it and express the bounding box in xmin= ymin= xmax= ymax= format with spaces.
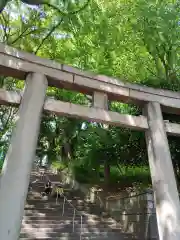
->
xmin=102 ymin=189 xmax=159 ymax=240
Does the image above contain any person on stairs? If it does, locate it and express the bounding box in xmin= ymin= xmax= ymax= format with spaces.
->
xmin=41 ymin=180 xmax=52 ymax=196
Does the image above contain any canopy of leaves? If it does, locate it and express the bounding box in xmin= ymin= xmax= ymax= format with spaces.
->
xmin=0 ymin=0 xmax=180 ymax=188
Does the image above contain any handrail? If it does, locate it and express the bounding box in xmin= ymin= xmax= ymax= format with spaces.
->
xmin=56 ymin=190 xmax=84 ymax=240
xmin=106 ymin=191 xmax=148 ymax=201
xmin=37 ymin=168 xmax=85 ymax=240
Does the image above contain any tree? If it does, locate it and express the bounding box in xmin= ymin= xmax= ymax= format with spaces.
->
xmin=1 ymin=0 xmax=180 ymax=188
xmin=0 ymin=0 xmax=89 ymax=13
xmin=0 ymin=0 xmax=90 ymax=161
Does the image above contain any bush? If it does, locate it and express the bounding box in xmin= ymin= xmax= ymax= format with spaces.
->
xmin=72 ymin=164 xmax=94 ymax=183
xmin=51 ymin=161 xmax=66 ymax=171
xmin=72 ymin=163 xmax=151 ymax=188
xmin=50 ymin=159 xmax=151 ymax=189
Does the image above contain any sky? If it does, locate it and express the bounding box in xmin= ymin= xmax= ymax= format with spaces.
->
xmin=2 ymin=2 xmax=71 ymax=40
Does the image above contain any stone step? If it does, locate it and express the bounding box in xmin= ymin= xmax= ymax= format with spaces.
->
xmin=23 ymin=215 xmax=85 ymax=220
xmin=24 ymin=212 xmax=111 ymax=223
xmin=22 ymin=218 xmax=95 ymax=225
xmin=22 ymin=222 xmax=119 ymax=232
xmin=22 ymin=171 xmax=125 ymax=240
xmin=25 ymin=204 xmax=64 ymax=209
xmin=23 ymin=214 xmax=113 ymax=226
xmin=24 ymin=205 xmax=88 ymax=213
xmin=23 ymin=213 xmax=82 ymax=218
xmin=25 ymin=203 xmax=112 ymax=212
xmin=25 ymin=199 xmax=67 ymax=204
xmin=24 ymin=206 xmax=68 ymax=211
xmin=21 ymin=220 xmax=120 ymax=229
xmin=22 ymin=218 xmax=116 ymax=226
xmin=21 ymin=222 xmax=110 ymax=229
xmin=26 ymin=196 xmax=69 ymax=201
xmin=20 ymin=237 xmax=133 ymax=240
xmin=26 ymin=199 xmax=75 ymax=206
xmin=19 ymin=237 xmax=121 ymax=240
xmin=26 ymin=199 xmax=63 ymax=204
xmin=23 ymin=215 xmax=112 ymax=225
xmin=22 ymin=220 xmax=81 ymax=225
xmin=25 ymin=201 xmax=109 ymax=216
xmin=23 ymin=211 xmax=83 ymax=217
xmin=24 ymin=206 xmax=80 ymax=212
xmin=21 ymin=227 xmax=112 ymax=234
xmin=23 ymin=213 xmax=115 ymax=224
xmin=20 ymin=231 xmax=122 ymax=239
xmin=26 ymin=199 xmax=62 ymax=202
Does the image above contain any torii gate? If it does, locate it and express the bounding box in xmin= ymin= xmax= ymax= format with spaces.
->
xmin=0 ymin=44 xmax=180 ymax=240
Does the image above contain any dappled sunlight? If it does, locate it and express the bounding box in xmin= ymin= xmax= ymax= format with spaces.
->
xmin=20 ymin=170 xmax=136 ymax=239
xmin=0 ymin=35 xmax=180 ymax=240
xmin=0 ymin=2 xmax=180 ymax=240
xmin=3 ymin=44 xmax=20 ymax=59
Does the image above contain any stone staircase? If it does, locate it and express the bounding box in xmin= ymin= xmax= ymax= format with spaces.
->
xmin=19 ymin=170 xmax=135 ymax=240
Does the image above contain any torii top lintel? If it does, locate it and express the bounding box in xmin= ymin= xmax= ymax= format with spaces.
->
xmin=0 ymin=43 xmax=180 ymax=114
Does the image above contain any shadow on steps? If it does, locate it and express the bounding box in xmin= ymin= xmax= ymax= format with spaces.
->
xmin=20 ymin=172 xmax=137 ymax=240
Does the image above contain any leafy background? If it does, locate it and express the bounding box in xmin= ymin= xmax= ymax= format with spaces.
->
xmin=0 ymin=0 xmax=180 ymax=191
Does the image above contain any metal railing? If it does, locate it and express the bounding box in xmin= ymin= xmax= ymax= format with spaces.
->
xmin=35 ymin=168 xmax=85 ymax=239
xmin=56 ymin=190 xmax=84 ymax=240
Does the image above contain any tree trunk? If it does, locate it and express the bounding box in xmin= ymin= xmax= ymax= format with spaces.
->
xmin=63 ymin=142 xmax=72 ymax=161
xmin=104 ymin=161 xmax=110 ymax=187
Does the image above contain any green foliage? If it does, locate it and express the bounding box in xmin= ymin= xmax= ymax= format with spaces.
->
xmin=51 ymin=160 xmax=66 ymax=171
xmin=1 ymin=0 xmax=180 ymax=189
xmin=71 ymin=162 xmax=151 ymax=188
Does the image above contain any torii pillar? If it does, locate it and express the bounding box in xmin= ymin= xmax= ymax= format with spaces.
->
xmin=0 ymin=72 xmax=47 ymax=240
xmin=144 ymin=102 xmax=180 ymax=240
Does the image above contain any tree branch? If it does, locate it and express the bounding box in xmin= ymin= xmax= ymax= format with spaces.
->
xmin=10 ymin=28 xmax=40 ymax=45
xmin=44 ymin=0 xmax=90 ymax=16
xmin=0 ymin=13 xmax=9 ymax=42
xmin=34 ymin=0 xmax=90 ymax=54
xmin=34 ymin=18 xmax=63 ymax=54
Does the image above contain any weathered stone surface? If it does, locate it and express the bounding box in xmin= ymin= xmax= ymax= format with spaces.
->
xmin=0 ymin=54 xmax=73 ymax=86
xmin=0 ymin=89 xmax=179 ymax=136
xmin=130 ymin=89 xmax=180 ymax=110
xmin=95 ymin=74 xmax=180 ymax=99
xmin=74 ymin=75 xmax=130 ymax=100
xmin=59 ymin=177 xmax=159 ymax=240
xmin=93 ymin=92 xmax=108 ymax=109
xmin=144 ymin=102 xmax=180 ymax=240
xmin=44 ymin=99 xmax=148 ymax=130
xmin=0 ymin=43 xmax=62 ymax=70
xmin=0 ymin=73 xmax=47 ymax=240
xmin=0 ymin=89 xmax=21 ymax=105
xmin=1 ymin=43 xmax=180 ymax=112
xmin=62 ymin=64 xmax=91 ymax=77
xmin=164 ymin=122 xmax=180 ymax=136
